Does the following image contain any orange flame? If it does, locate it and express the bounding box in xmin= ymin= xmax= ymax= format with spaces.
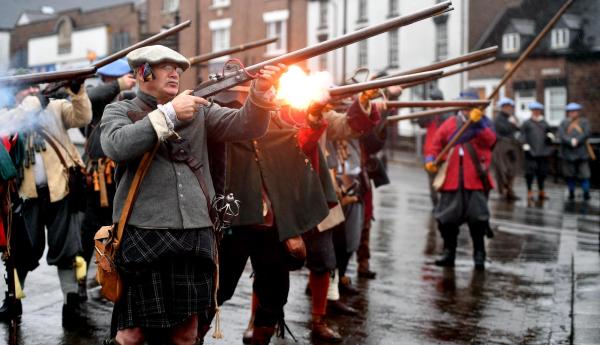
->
xmin=275 ymin=65 xmax=332 ymax=110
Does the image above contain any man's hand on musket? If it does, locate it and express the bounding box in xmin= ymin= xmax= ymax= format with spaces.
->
xmin=172 ymin=89 xmax=210 ymax=122
xmin=255 ymin=63 xmax=287 ymax=91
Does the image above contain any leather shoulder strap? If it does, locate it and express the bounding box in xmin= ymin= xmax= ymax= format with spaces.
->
xmin=36 ymin=129 xmax=69 ymax=170
xmin=114 ymin=97 xmax=160 ymax=250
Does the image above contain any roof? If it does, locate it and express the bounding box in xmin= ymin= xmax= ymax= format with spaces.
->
xmin=0 ymin=0 xmax=140 ymax=29
xmin=474 ymin=0 xmax=600 ymax=55
xmin=508 ymin=19 xmax=535 ymax=35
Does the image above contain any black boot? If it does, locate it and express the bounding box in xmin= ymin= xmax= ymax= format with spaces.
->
xmin=0 ymin=291 xmax=22 ymax=322
xmin=470 ymin=222 xmax=487 ymax=270
xmin=435 ymin=223 xmax=458 ymax=267
xmin=62 ymin=292 xmax=83 ymax=329
xmin=434 ymin=248 xmax=456 ymax=267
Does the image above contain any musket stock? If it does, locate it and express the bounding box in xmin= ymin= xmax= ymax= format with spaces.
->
xmin=385 ymin=100 xmax=490 ymax=109
xmin=193 ymin=1 xmax=453 ymax=98
xmin=189 ymin=37 xmax=278 ymax=65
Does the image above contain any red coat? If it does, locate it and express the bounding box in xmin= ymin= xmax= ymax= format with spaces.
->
xmin=426 ymin=116 xmax=496 ymax=191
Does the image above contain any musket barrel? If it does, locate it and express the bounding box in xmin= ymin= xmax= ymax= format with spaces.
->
xmin=194 ymin=1 xmax=453 ymax=98
xmin=400 ymin=57 xmax=496 ymax=89
xmin=0 ymin=67 xmax=96 ymax=87
xmin=93 ymin=20 xmax=191 ymax=69
xmin=329 ymin=70 xmax=443 ymax=97
xmin=384 ymin=46 xmax=497 ymax=79
xmin=0 ymin=20 xmax=191 ymax=87
xmin=386 ymin=106 xmax=463 ymax=123
xmin=189 ymin=37 xmax=278 ymax=65
xmin=385 ymin=100 xmax=490 ymax=108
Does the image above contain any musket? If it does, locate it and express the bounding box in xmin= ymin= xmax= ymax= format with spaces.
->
xmin=433 ymin=0 xmax=574 ymax=166
xmin=386 ymin=107 xmax=463 ymax=122
xmin=329 ymin=70 xmax=443 ymax=97
xmin=383 ymin=46 xmax=498 ymax=78
xmin=385 ymin=100 xmax=490 ymax=109
xmin=401 ymin=57 xmax=496 ymax=89
xmin=189 ymin=37 xmax=278 ymax=65
xmin=0 ymin=20 xmax=192 ymax=87
xmin=193 ymin=1 xmax=453 ymax=98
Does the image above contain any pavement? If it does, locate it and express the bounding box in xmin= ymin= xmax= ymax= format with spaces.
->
xmin=0 ymin=156 xmax=598 ymax=345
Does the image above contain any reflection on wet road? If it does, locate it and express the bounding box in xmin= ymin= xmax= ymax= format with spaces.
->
xmin=1 ymin=160 xmax=598 ymax=344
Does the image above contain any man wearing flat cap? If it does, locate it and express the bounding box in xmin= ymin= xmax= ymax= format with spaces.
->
xmin=520 ymin=101 xmax=555 ymax=205
xmin=558 ymin=103 xmax=592 ymax=201
xmin=100 ymin=45 xmax=285 ymax=345
xmin=492 ymin=97 xmax=521 ymax=201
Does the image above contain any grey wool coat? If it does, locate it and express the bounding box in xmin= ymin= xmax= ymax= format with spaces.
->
xmin=100 ymin=88 xmax=276 ymax=229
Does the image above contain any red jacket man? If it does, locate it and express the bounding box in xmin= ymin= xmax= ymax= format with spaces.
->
xmin=425 ymin=101 xmax=496 ymax=270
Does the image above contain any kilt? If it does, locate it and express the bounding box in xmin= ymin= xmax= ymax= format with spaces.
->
xmin=115 ymin=226 xmax=215 ymax=330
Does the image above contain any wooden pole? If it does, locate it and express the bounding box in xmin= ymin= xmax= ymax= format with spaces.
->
xmin=433 ymin=0 xmax=574 ymax=166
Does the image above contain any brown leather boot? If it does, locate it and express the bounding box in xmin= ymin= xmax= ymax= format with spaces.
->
xmin=527 ymin=191 xmax=535 ymax=206
xmin=242 ymin=312 xmax=255 ymax=344
xmin=251 ymin=326 xmax=275 ymax=345
xmin=312 ymin=317 xmax=342 ymax=343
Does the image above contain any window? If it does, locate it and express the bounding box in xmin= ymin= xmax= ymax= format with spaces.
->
xmin=435 ymin=21 xmax=448 ymax=61
xmin=212 ymin=0 xmax=230 ymax=8
xmin=162 ymin=0 xmax=179 ymax=13
xmin=57 ymin=17 xmax=72 ymax=55
xmin=358 ymin=40 xmax=368 ymax=67
xmin=502 ymin=33 xmax=520 ymax=53
xmin=211 ymin=28 xmax=230 ymax=52
xmin=318 ymin=1 xmax=328 ymax=29
xmin=551 ymin=28 xmax=569 ymax=49
xmin=263 ymin=10 xmax=289 ymax=55
xmin=111 ymin=32 xmax=130 ymax=53
xmin=209 ymin=19 xmax=232 ymax=53
xmin=388 ymin=29 xmax=399 ymax=68
xmin=358 ymin=0 xmax=368 ymax=23
xmin=389 ymin=0 xmax=398 ymax=16
xmin=544 ymin=86 xmax=567 ymax=125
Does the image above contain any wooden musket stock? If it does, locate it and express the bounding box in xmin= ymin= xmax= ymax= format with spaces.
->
xmin=189 ymin=37 xmax=278 ymax=65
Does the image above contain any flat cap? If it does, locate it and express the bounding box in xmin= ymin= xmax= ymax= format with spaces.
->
xmin=457 ymin=89 xmax=480 ymax=100
xmin=97 ymin=58 xmax=131 ymax=77
xmin=528 ymin=101 xmax=544 ymax=110
xmin=566 ymin=102 xmax=582 ymax=111
xmin=497 ymin=97 xmax=515 ymax=107
xmin=126 ymin=45 xmax=190 ymax=71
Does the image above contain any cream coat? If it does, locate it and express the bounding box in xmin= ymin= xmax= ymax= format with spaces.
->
xmin=18 ymin=88 xmax=92 ymax=202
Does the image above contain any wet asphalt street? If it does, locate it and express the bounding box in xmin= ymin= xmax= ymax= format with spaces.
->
xmin=0 ymin=156 xmax=598 ymax=345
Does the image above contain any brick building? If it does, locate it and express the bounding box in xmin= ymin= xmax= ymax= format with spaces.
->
xmin=468 ymin=0 xmax=600 ymax=133
xmin=9 ymin=1 xmax=143 ymax=72
xmin=146 ymin=0 xmax=309 ymax=90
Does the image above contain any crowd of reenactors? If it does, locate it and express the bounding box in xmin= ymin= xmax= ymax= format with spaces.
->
xmin=0 ymin=4 xmax=594 ymax=345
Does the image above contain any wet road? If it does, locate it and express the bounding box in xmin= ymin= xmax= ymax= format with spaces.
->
xmin=1 ymin=157 xmax=598 ymax=345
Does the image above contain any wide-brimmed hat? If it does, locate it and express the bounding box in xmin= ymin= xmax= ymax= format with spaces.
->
xmin=566 ymin=102 xmax=582 ymax=112
xmin=528 ymin=101 xmax=544 ymax=110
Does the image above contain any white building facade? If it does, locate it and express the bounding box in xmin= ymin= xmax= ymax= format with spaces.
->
xmin=306 ymin=0 xmax=470 ymax=136
xmin=27 ymin=16 xmax=110 ymax=72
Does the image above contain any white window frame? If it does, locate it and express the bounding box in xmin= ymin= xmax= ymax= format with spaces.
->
xmin=435 ymin=21 xmax=448 ymax=61
xmin=551 ymin=28 xmax=569 ymax=49
xmin=544 ymin=86 xmax=567 ymax=126
xmin=358 ymin=40 xmax=368 ymax=67
xmin=162 ymin=0 xmax=179 ymax=13
xmin=211 ymin=0 xmax=230 ymax=9
xmin=263 ymin=10 xmax=289 ymax=56
xmin=388 ymin=29 xmax=399 ymax=68
xmin=502 ymin=33 xmax=520 ymax=53
xmin=358 ymin=0 xmax=368 ymax=22
xmin=318 ymin=1 xmax=328 ymax=29
xmin=209 ymin=19 xmax=231 ymax=57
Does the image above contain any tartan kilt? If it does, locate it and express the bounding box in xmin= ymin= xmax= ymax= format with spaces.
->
xmin=114 ymin=227 xmax=215 ymax=330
